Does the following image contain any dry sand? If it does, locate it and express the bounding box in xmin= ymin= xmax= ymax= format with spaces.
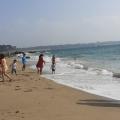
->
xmin=0 ymin=58 xmax=120 ymax=120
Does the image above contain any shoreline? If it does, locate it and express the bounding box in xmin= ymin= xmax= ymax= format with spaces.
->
xmin=0 ymin=57 xmax=120 ymax=120
xmin=42 ymin=74 xmax=117 ymax=101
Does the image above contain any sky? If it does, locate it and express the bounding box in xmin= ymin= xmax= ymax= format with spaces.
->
xmin=0 ymin=0 xmax=120 ymax=47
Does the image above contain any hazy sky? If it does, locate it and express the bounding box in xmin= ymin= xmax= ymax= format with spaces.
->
xmin=0 ymin=0 xmax=120 ymax=47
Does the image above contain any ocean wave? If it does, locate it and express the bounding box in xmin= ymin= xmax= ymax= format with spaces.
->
xmin=67 ymin=60 xmax=113 ymax=76
xmin=88 ymin=68 xmax=113 ymax=76
xmin=28 ymin=53 xmax=120 ymax=100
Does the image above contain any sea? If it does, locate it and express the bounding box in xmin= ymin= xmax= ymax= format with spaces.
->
xmin=24 ymin=44 xmax=120 ymax=100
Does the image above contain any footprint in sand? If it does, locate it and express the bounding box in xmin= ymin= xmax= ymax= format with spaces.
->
xmin=15 ymin=88 xmax=21 ymax=91
xmin=15 ymin=86 xmax=21 ymax=91
xmin=19 ymin=74 xmax=30 ymax=77
xmin=15 ymin=110 xmax=20 ymax=113
xmin=15 ymin=110 xmax=25 ymax=119
xmin=32 ymin=86 xmax=38 ymax=89
xmin=45 ymin=87 xmax=54 ymax=90
xmin=24 ymin=89 xmax=33 ymax=92
xmin=23 ymin=74 xmax=30 ymax=77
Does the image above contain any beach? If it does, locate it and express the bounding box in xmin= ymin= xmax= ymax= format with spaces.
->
xmin=0 ymin=58 xmax=120 ymax=120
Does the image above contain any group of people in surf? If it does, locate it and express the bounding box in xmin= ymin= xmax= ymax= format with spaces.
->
xmin=36 ymin=54 xmax=56 ymax=74
xmin=0 ymin=53 xmax=56 ymax=82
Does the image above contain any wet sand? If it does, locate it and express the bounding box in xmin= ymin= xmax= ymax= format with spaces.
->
xmin=0 ymin=58 xmax=120 ymax=120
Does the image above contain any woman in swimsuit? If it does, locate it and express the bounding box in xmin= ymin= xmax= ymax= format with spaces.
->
xmin=36 ymin=54 xmax=45 ymax=74
xmin=0 ymin=54 xmax=12 ymax=82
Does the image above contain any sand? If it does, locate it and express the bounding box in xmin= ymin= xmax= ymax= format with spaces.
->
xmin=0 ymin=58 xmax=120 ymax=120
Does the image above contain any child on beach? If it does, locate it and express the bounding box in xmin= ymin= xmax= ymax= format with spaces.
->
xmin=51 ymin=63 xmax=56 ymax=74
xmin=22 ymin=53 xmax=26 ymax=71
xmin=36 ymin=54 xmax=45 ymax=74
xmin=51 ymin=55 xmax=56 ymax=74
xmin=11 ymin=59 xmax=17 ymax=75
xmin=0 ymin=54 xmax=12 ymax=82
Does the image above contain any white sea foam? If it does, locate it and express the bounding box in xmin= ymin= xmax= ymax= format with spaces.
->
xmin=29 ymin=55 xmax=120 ymax=100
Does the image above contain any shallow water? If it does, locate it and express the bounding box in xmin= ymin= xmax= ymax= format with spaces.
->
xmin=28 ymin=44 xmax=120 ymax=100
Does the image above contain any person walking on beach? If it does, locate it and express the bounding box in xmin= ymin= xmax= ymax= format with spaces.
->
xmin=36 ymin=54 xmax=45 ymax=74
xmin=22 ymin=53 xmax=26 ymax=71
xmin=11 ymin=59 xmax=17 ymax=75
xmin=0 ymin=54 xmax=12 ymax=82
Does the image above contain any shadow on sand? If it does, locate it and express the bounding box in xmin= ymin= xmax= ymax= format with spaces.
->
xmin=76 ymin=99 xmax=120 ymax=107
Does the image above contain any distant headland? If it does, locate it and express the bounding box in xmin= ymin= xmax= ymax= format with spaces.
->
xmin=1 ymin=41 xmax=120 ymax=55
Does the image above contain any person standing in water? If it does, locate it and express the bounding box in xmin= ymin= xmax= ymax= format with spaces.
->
xmin=0 ymin=54 xmax=12 ymax=82
xmin=51 ymin=63 xmax=56 ymax=74
xmin=22 ymin=53 xmax=26 ymax=71
xmin=51 ymin=55 xmax=56 ymax=74
xmin=36 ymin=54 xmax=45 ymax=74
xmin=52 ymin=55 xmax=56 ymax=64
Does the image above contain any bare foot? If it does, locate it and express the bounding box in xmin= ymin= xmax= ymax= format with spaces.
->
xmin=0 ymin=80 xmax=4 ymax=82
xmin=9 ymin=79 xmax=12 ymax=82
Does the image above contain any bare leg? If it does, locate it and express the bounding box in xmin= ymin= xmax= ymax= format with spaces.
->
xmin=4 ymin=72 xmax=12 ymax=82
xmin=0 ymin=70 xmax=4 ymax=81
xmin=37 ymin=68 xmax=40 ymax=74
xmin=0 ymin=71 xmax=4 ymax=82
xmin=14 ymin=69 xmax=17 ymax=75
xmin=40 ymin=67 xmax=43 ymax=75
xmin=1 ymin=73 xmax=5 ymax=82
xmin=22 ymin=64 xmax=26 ymax=71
